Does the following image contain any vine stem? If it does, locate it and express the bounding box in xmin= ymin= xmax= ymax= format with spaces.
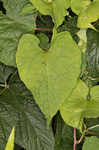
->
xmin=73 ymin=128 xmax=77 ymax=150
xmin=87 ymin=124 xmax=99 ymax=130
xmin=0 ymin=84 xmax=6 ymax=88
xmin=34 ymin=27 xmax=53 ymax=32
xmin=0 ymin=82 xmax=9 ymax=88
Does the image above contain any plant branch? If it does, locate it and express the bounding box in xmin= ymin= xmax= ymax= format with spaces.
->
xmin=34 ymin=27 xmax=53 ymax=32
xmin=0 ymin=82 xmax=9 ymax=88
xmin=0 ymin=84 xmax=6 ymax=88
xmin=85 ymin=131 xmax=99 ymax=136
xmin=87 ymin=124 xmax=99 ymax=130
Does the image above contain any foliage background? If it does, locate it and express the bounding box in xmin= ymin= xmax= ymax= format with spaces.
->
xmin=0 ymin=0 xmax=99 ymax=150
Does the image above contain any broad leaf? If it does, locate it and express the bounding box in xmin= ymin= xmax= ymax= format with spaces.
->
xmin=71 ymin=0 xmax=91 ymax=15
xmin=60 ymin=80 xmax=99 ymax=129
xmin=30 ymin=0 xmax=70 ymax=27
xmin=82 ymin=136 xmax=99 ymax=150
xmin=5 ymin=128 xmax=15 ymax=150
xmin=0 ymin=63 xmax=54 ymax=150
xmin=0 ymin=0 xmax=37 ymax=66
xmin=60 ymin=80 xmax=88 ymax=129
xmin=16 ymin=31 xmax=81 ymax=122
xmin=77 ymin=0 xmax=99 ymax=29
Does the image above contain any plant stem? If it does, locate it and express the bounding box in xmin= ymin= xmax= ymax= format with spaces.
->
xmin=73 ymin=128 xmax=77 ymax=150
xmin=0 ymin=82 xmax=9 ymax=88
xmin=0 ymin=84 xmax=6 ymax=87
xmin=85 ymin=131 xmax=99 ymax=136
xmin=87 ymin=124 xmax=99 ymax=130
xmin=34 ymin=27 xmax=53 ymax=32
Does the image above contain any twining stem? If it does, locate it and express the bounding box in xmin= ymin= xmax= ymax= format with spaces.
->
xmin=73 ymin=125 xmax=99 ymax=149
xmin=73 ymin=128 xmax=85 ymax=149
xmin=87 ymin=124 xmax=99 ymax=130
xmin=0 ymin=84 xmax=6 ymax=88
xmin=0 ymin=82 xmax=9 ymax=88
xmin=85 ymin=131 xmax=99 ymax=136
xmin=73 ymin=128 xmax=77 ymax=150
xmin=34 ymin=27 xmax=53 ymax=32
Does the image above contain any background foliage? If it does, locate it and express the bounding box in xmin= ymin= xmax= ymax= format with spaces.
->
xmin=0 ymin=0 xmax=99 ymax=150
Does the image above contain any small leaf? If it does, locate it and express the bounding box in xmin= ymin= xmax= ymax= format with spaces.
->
xmin=77 ymin=1 xmax=99 ymax=29
xmin=71 ymin=0 xmax=91 ymax=15
xmin=82 ymin=136 xmax=99 ymax=150
xmin=37 ymin=33 xmax=50 ymax=50
xmin=5 ymin=127 xmax=15 ymax=150
xmin=16 ymin=31 xmax=81 ymax=122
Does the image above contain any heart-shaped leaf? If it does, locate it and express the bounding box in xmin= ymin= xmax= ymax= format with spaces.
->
xmin=16 ymin=31 xmax=81 ymax=122
xmin=60 ymin=80 xmax=99 ymax=129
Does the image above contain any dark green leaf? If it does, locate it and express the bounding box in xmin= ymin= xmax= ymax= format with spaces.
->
xmin=82 ymin=29 xmax=99 ymax=87
xmin=0 ymin=0 xmax=37 ymax=66
xmin=54 ymin=114 xmax=74 ymax=150
xmin=0 ymin=63 xmax=54 ymax=150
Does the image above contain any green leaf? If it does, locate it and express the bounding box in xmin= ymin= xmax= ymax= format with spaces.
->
xmin=0 ymin=63 xmax=54 ymax=150
xmin=0 ymin=0 xmax=37 ymax=66
xmin=60 ymin=80 xmax=88 ymax=129
xmin=71 ymin=0 xmax=91 ymax=15
xmin=5 ymin=127 xmax=15 ymax=150
xmin=37 ymin=33 xmax=50 ymax=50
xmin=16 ymin=31 xmax=81 ymax=122
xmin=30 ymin=0 xmax=70 ymax=27
xmin=82 ymin=136 xmax=99 ymax=150
xmin=91 ymin=85 xmax=99 ymax=99
xmin=77 ymin=1 xmax=99 ymax=29
xmin=60 ymin=80 xmax=99 ymax=129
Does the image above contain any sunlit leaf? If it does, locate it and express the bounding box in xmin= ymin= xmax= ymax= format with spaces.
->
xmin=16 ymin=31 xmax=81 ymax=122
xmin=4 ymin=127 xmax=15 ymax=150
